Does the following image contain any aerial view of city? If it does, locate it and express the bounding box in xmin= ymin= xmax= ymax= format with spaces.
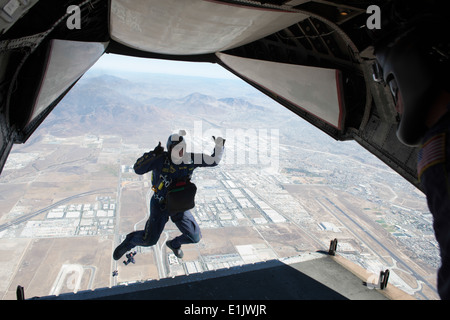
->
xmin=0 ymin=64 xmax=440 ymax=300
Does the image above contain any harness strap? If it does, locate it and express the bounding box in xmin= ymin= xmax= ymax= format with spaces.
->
xmin=151 ymin=156 xmax=195 ymax=205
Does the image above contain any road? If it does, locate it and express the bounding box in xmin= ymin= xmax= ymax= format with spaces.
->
xmin=143 ymin=187 xmax=169 ymax=279
xmin=153 ymin=232 xmax=169 ymax=279
xmin=0 ymin=188 xmax=114 ymax=232
xmin=320 ymin=196 xmax=434 ymax=299
xmin=112 ymin=173 xmax=169 ymax=282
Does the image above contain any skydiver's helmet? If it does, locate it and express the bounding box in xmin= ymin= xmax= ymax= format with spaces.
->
xmin=167 ymin=130 xmax=187 ymax=164
xmin=372 ymin=2 xmax=450 ymax=146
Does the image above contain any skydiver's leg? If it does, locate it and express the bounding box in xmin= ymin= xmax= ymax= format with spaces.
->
xmin=113 ymin=197 xmax=169 ymax=260
xmin=419 ymin=112 xmax=450 ymax=300
xmin=169 ymin=210 xmax=202 ymax=249
xmin=113 ymin=231 xmax=139 ymax=261
xmin=139 ymin=198 xmax=169 ymax=246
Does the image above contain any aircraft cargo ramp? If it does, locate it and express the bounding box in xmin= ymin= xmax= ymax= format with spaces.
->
xmin=32 ymin=251 xmax=414 ymax=300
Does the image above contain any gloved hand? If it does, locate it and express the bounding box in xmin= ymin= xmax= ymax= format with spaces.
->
xmin=153 ymin=141 xmax=164 ymax=155
xmin=212 ymin=136 xmax=226 ymax=147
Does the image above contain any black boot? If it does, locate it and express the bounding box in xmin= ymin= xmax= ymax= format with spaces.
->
xmin=113 ymin=233 xmax=135 ymax=260
xmin=166 ymin=240 xmax=184 ymax=259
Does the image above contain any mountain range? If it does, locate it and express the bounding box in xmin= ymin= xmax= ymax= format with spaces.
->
xmin=36 ymin=73 xmax=312 ymax=146
xmin=26 ymin=71 xmax=369 ymax=166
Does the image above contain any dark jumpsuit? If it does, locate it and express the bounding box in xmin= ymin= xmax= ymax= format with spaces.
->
xmin=418 ymin=106 xmax=450 ymax=299
xmin=123 ymin=148 xmax=222 ymax=251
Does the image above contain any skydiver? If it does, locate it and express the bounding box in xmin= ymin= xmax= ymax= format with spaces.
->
xmin=113 ymin=130 xmax=225 ymax=261
xmin=414 ymin=90 xmax=450 ymax=300
xmin=123 ymin=251 xmax=137 ymax=265
xmin=374 ymin=15 xmax=450 ymax=299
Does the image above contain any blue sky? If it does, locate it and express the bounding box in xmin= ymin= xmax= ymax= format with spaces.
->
xmin=92 ymin=53 xmax=239 ymax=80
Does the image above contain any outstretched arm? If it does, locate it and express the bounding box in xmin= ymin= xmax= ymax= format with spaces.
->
xmin=191 ymin=136 xmax=225 ymax=168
